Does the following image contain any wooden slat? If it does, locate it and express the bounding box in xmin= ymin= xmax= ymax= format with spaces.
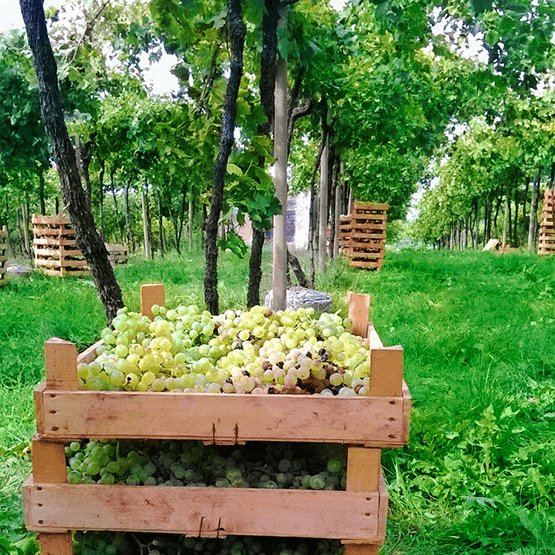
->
xmin=370 ymin=346 xmax=403 ymax=397
xmin=31 ymin=437 xmax=66 ymax=483
xmin=346 ymin=448 xmax=381 ymax=492
xmin=23 ymin=479 xmax=383 ymax=541
xmin=141 ymin=283 xmax=165 ymax=319
xmin=35 ymin=390 xmax=407 ymax=445
xmin=37 ymin=533 xmax=73 ymax=555
xmin=347 ymin=292 xmax=370 ymax=338
xmin=77 ymin=339 xmax=104 ymax=365
xmin=349 ymin=260 xmax=382 ymax=269
xmin=32 ymin=214 xmax=71 ymax=226
xmin=44 ymin=338 xmax=79 ymax=390
xmin=34 ymin=237 xmax=77 ymax=247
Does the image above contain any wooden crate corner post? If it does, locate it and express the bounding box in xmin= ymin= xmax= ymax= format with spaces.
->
xmin=141 ymin=283 xmax=166 ymax=319
xmin=347 ymin=292 xmax=371 ymax=338
xmin=29 ymin=338 xmax=78 ymax=553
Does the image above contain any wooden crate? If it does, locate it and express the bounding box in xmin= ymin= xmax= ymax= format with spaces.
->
xmin=538 ymin=190 xmax=555 ymax=256
xmin=106 ymin=244 xmax=128 ymax=266
xmin=0 ymin=226 xmax=7 ymax=285
xmin=24 ymin=287 xmax=410 ymax=555
xmin=339 ymin=215 xmax=352 ymax=253
xmin=32 ymin=215 xmax=89 ymax=277
xmin=347 ymin=203 xmax=388 ymax=271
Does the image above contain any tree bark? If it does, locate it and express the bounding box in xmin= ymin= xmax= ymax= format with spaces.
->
xmin=142 ymin=179 xmax=152 ymax=259
xmin=287 ymin=249 xmax=309 ymax=288
xmin=156 ymin=187 xmax=165 ymax=257
xmin=98 ymin=158 xmax=105 ymax=241
xmin=204 ymin=0 xmax=246 ymax=314
xmin=124 ymin=177 xmax=135 ymax=253
xmin=247 ymin=227 xmax=265 ymax=308
xmin=38 ymin=168 xmax=46 ymax=215
xmin=528 ymin=170 xmax=541 ymax=251
xmin=20 ymin=0 xmax=122 ymax=322
xmin=188 ymin=190 xmax=194 ymax=252
xmin=271 ymin=7 xmax=288 ymax=312
xmin=318 ymin=134 xmax=329 ymax=272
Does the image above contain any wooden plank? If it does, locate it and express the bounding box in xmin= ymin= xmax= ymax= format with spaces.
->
xmin=37 ymin=533 xmax=73 ymax=555
xmin=346 ymin=448 xmax=381 ymax=492
xmin=34 ymin=237 xmax=77 ymax=246
xmin=349 ymin=260 xmax=382 ymax=269
xmin=141 ymin=283 xmax=165 ymax=319
xmin=367 ymin=324 xmax=383 ymax=349
xmin=77 ymin=339 xmax=104 ymax=365
xmin=44 ymin=338 xmax=79 ymax=390
xmin=353 ymin=202 xmax=389 ymax=211
xmin=370 ymin=346 xmax=403 ymax=397
xmin=347 ymin=292 xmax=370 ymax=338
xmin=31 ymin=437 xmax=66 ymax=483
xmin=24 ymin=480 xmax=382 ymax=540
xmin=32 ymin=214 xmax=71 ymax=226
xmin=401 ymin=380 xmax=411 ymax=445
xmin=343 ymin=544 xmax=380 ymax=555
xmin=36 ymin=390 xmax=408 ymax=446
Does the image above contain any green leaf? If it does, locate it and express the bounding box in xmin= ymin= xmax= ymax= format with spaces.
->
xmin=227 ymin=163 xmax=243 ymax=177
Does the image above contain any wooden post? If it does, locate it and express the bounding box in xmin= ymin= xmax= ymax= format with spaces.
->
xmin=37 ymin=533 xmax=73 ymax=555
xmin=347 ymin=292 xmax=370 ymax=338
xmin=370 ymin=346 xmax=403 ymax=397
xmin=34 ymin=339 xmax=76 ymax=553
xmin=141 ymin=283 xmax=165 ymax=319
xmin=344 ymin=447 xmax=382 ymax=555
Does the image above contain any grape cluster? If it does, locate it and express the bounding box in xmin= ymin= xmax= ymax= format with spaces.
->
xmin=77 ymin=303 xmax=372 ymax=396
xmin=66 ymin=440 xmax=346 ymax=490
xmin=75 ymin=532 xmax=344 ymax=555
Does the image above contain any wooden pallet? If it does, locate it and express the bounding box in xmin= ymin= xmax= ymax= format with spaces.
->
xmin=0 ymin=226 xmax=7 ymax=284
xmin=24 ymin=286 xmax=411 ymax=555
xmin=106 ymin=244 xmax=128 ymax=266
xmin=32 ymin=215 xmax=90 ymax=277
xmin=347 ymin=203 xmax=388 ymax=271
xmin=538 ymin=190 xmax=555 ymax=256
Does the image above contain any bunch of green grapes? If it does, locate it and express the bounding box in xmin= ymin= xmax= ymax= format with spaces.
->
xmin=66 ymin=440 xmax=347 ymax=491
xmin=74 ymin=532 xmax=344 ymax=555
xmin=78 ymin=303 xmax=371 ymax=396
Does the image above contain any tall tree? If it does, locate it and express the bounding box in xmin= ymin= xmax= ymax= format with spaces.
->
xmin=19 ymin=0 xmax=123 ymax=322
xmin=204 ymin=0 xmax=246 ymax=314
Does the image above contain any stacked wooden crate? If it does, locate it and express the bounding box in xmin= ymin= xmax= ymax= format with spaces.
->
xmin=106 ymin=244 xmax=128 ymax=266
xmin=338 ymin=215 xmax=352 ymax=253
xmin=0 ymin=226 xmax=7 ymax=285
xmin=24 ymin=285 xmax=411 ymax=555
xmin=538 ymin=190 xmax=555 ymax=256
xmin=32 ymin=215 xmax=89 ymax=277
xmin=347 ymin=203 xmax=388 ymax=270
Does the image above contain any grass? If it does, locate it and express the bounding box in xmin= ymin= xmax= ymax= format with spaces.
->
xmin=1 ymin=248 xmax=554 ymax=554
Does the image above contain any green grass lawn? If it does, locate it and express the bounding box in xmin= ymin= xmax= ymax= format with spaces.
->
xmin=1 ymin=249 xmax=554 ymax=554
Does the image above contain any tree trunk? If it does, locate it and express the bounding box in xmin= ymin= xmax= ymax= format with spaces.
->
xmin=188 ymin=190 xmax=194 ymax=252
xmin=124 ymin=177 xmax=135 ymax=253
xmin=110 ymin=169 xmax=122 ymax=243
xmin=98 ymin=158 xmax=105 ymax=241
xmin=318 ymin=134 xmax=329 ymax=272
xmin=287 ymin=249 xmax=309 ymax=288
xmin=21 ymin=201 xmax=31 ymax=259
xmin=513 ymin=186 xmax=519 ymax=247
xmin=39 ymin=168 xmax=46 ymax=215
xmin=328 ymin=153 xmax=337 ymax=258
xmin=528 ymin=170 xmax=541 ymax=251
xmin=271 ymin=7 xmax=288 ymax=312
xmin=20 ymin=0 xmax=123 ymax=322
xmin=502 ymin=193 xmax=509 ymax=249
xmin=156 ymin=187 xmax=165 ymax=257
xmin=247 ymin=227 xmax=265 ymax=308
xmin=204 ymin=0 xmax=246 ymax=314
xmin=142 ymin=179 xmax=152 ymax=259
